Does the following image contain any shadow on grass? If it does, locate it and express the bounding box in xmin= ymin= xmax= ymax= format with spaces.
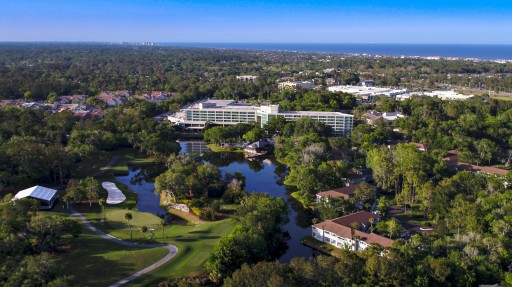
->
xmin=172 ymin=235 xmax=220 ymax=243
xmin=57 ymin=232 xmax=166 ymax=287
xmin=187 ymin=230 xmax=208 ymax=234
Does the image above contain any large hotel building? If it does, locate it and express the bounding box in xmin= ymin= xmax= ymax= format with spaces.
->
xmin=168 ymin=100 xmax=354 ymax=136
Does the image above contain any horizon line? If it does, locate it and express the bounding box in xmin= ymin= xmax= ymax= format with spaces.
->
xmin=1 ymin=41 xmax=512 ymax=46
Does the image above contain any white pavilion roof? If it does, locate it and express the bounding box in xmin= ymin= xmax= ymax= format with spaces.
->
xmin=14 ymin=185 xmax=57 ymax=202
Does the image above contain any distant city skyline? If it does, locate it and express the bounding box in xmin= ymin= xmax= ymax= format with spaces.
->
xmin=1 ymin=0 xmax=511 ymax=44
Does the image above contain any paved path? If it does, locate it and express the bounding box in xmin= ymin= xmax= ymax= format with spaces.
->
xmin=95 ymin=155 xmax=121 ymax=176
xmin=69 ymin=206 xmax=178 ymax=287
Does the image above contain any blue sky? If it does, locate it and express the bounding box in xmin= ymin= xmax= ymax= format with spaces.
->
xmin=1 ymin=0 xmax=511 ymax=44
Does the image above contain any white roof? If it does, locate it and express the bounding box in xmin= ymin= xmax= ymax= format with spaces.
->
xmin=14 ymin=185 xmax=57 ymax=202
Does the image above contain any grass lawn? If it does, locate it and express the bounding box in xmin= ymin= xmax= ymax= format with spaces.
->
xmin=206 ymin=144 xmax=244 ymax=153
xmin=55 ymin=228 xmax=168 ymax=287
xmin=127 ymin=218 xmax=233 ymax=286
xmin=301 ymin=236 xmax=339 ymax=257
xmin=395 ymin=204 xmax=433 ymax=226
xmin=73 ymin=148 xmax=156 ymax=178
xmin=491 ymin=95 xmax=512 ymax=101
xmin=51 ymin=199 xmax=233 ymax=286
xmin=69 ymin=179 xmax=233 ymax=285
xmin=57 ymin=148 xmax=235 ymax=286
xmin=82 ymin=205 xmax=233 ymax=286
xmin=109 ymin=148 xmax=157 ymax=176
xmin=290 ymin=191 xmax=312 ymax=209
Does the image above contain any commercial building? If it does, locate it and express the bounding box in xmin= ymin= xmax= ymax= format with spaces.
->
xmin=327 ymin=85 xmax=407 ymax=101
xmin=168 ymin=100 xmax=354 ymax=136
xmin=236 ymin=75 xmax=258 ymax=82
xmin=414 ymin=90 xmax=474 ymax=101
xmin=364 ymin=111 xmax=405 ymax=125
xmin=278 ymin=81 xmax=316 ymax=90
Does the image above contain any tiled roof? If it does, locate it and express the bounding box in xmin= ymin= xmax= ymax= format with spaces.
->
xmin=332 ymin=211 xmax=380 ymax=227
xmin=442 ymin=150 xmax=509 ymax=176
xmin=364 ymin=112 xmax=382 ymax=120
xmin=313 ymin=212 xmax=393 ymax=248
xmin=317 ymin=184 xmax=359 ymax=199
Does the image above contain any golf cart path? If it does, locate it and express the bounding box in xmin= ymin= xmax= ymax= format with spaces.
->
xmin=69 ymin=206 xmax=178 ymax=287
xmin=95 ymin=155 xmax=121 ymax=176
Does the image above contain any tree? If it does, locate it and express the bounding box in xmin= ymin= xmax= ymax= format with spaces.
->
xmin=243 ymin=127 xmax=264 ymax=143
xmin=125 ymin=212 xmax=133 ymax=240
xmin=82 ymin=177 xmax=100 ymax=208
xmin=475 ymin=138 xmax=499 ymax=165
xmin=317 ymin=196 xmax=352 ymax=221
xmin=446 ymin=194 xmax=478 ymax=236
xmin=140 ymin=225 xmax=148 ymax=239
xmin=207 ymin=193 xmax=290 ymax=282
xmin=65 ymin=178 xmax=84 ymax=205
xmin=376 ymin=197 xmax=389 ymax=217
xmin=98 ymin=198 xmax=106 ymax=221
xmin=352 ymin=183 xmax=376 ymax=210
xmin=160 ymin=220 xmax=167 ymax=237
xmin=366 ymin=147 xmax=395 ymax=191
xmin=264 ymin=116 xmax=287 ymax=136
xmin=387 ymin=218 xmax=401 ymax=239
xmin=47 ymin=92 xmax=58 ymax=104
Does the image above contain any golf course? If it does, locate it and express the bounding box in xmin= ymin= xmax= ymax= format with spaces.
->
xmin=46 ymin=149 xmax=234 ymax=286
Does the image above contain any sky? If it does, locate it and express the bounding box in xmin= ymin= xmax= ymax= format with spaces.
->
xmin=1 ymin=0 xmax=511 ymax=44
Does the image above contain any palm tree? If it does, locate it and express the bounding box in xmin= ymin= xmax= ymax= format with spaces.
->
xmin=98 ymin=198 xmax=106 ymax=221
xmin=160 ymin=220 xmax=167 ymax=237
xmin=125 ymin=212 xmax=133 ymax=240
xmin=369 ymin=217 xmax=375 ymax=233
xmin=140 ymin=226 xmax=148 ymax=239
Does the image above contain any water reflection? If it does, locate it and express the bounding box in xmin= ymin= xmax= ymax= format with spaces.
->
xmin=179 ymin=141 xmax=314 ymax=263
xmin=116 ymin=141 xmax=315 ymax=262
xmin=115 ymin=166 xmax=166 ymax=215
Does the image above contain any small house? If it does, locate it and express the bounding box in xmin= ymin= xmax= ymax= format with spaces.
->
xmin=244 ymin=139 xmax=271 ymax=154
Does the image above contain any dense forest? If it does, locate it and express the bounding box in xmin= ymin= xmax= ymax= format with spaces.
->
xmin=1 ymin=43 xmax=512 ymax=103
xmin=0 ymin=101 xmax=179 ymax=192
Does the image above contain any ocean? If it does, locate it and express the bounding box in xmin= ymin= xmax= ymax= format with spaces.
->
xmin=160 ymin=43 xmax=512 ymax=60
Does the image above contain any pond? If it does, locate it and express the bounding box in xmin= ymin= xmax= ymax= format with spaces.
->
xmin=115 ymin=168 xmax=167 ymax=216
xmin=181 ymin=141 xmax=314 ymax=262
xmin=118 ymin=141 xmax=314 ymax=262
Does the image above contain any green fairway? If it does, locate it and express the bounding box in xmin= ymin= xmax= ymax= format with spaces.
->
xmin=207 ymin=143 xmax=244 ymax=153
xmin=53 ymin=201 xmax=233 ymax=286
xmin=73 ymin=148 xmax=156 ymax=178
xmin=54 ymin=148 xmax=235 ymax=286
xmin=76 ymin=204 xmax=233 ymax=286
xmin=125 ymin=218 xmax=233 ymax=287
xmin=55 ymin=227 xmax=168 ymax=287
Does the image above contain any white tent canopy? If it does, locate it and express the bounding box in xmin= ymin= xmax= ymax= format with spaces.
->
xmin=13 ymin=185 xmax=57 ymax=203
xmin=13 ymin=185 xmax=58 ymax=209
